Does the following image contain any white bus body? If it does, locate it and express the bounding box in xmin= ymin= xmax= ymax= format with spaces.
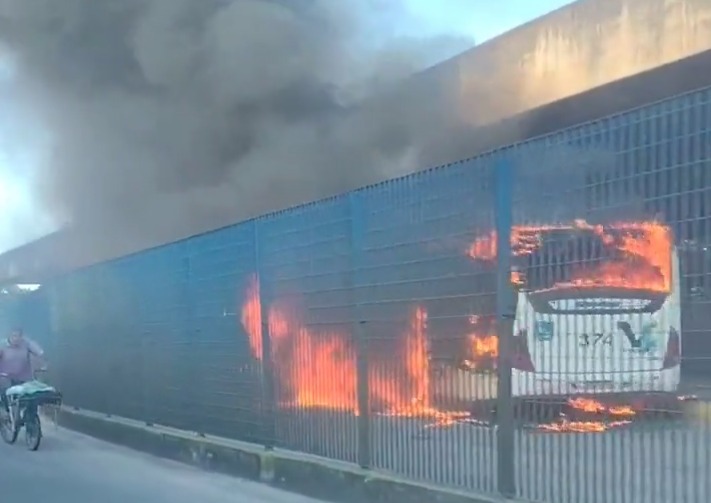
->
xmin=511 ymin=249 xmax=681 ymax=397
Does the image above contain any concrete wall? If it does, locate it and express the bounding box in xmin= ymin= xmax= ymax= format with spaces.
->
xmin=406 ymin=0 xmax=711 ymax=132
xmin=357 ymin=0 xmax=711 ymax=171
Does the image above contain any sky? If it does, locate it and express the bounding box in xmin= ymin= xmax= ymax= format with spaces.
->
xmin=0 ymin=0 xmax=574 ymax=254
xmin=404 ymin=0 xmax=574 ymax=41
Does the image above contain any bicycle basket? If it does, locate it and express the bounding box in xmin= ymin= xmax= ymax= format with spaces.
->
xmin=6 ymin=380 xmax=62 ymax=406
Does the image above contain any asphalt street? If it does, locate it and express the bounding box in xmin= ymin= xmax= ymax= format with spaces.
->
xmin=0 ymin=407 xmax=707 ymax=503
xmin=275 ymin=410 xmax=711 ymax=503
xmin=0 ymin=424 xmax=325 ymax=503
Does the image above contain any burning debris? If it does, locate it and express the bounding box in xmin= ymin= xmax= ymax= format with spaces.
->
xmin=537 ymin=416 xmax=633 ymax=433
xmin=535 ymin=397 xmax=638 ymax=433
xmin=567 ymin=397 xmax=636 ymax=418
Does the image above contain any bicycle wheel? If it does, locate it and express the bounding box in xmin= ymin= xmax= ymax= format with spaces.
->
xmin=24 ymin=411 xmax=42 ymax=451
xmin=0 ymin=407 xmax=18 ymax=444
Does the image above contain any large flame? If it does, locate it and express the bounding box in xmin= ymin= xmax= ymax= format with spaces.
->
xmin=467 ymin=220 xmax=672 ymax=293
xmin=240 ymin=275 xmax=467 ymax=427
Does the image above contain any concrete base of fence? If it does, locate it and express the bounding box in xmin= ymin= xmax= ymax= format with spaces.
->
xmin=682 ymin=399 xmax=711 ymax=425
xmin=55 ymin=407 xmax=507 ymax=503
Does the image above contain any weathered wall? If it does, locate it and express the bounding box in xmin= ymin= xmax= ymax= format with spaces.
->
xmin=358 ymin=0 xmax=711 ymax=171
xmin=409 ymin=0 xmax=711 ymax=131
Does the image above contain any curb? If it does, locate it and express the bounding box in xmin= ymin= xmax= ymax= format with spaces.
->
xmin=55 ymin=407 xmax=512 ymax=503
xmin=681 ymin=399 xmax=711 ymax=424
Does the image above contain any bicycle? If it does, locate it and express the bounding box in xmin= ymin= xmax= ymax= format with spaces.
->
xmin=0 ymin=370 xmax=62 ymax=451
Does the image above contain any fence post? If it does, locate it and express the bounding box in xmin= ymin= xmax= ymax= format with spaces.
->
xmin=349 ymin=192 xmax=371 ymax=469
xmin=495 ymin=157 xmax=516 ymax=498
xmin=141 ymin=328 xmax=154 ymax=427
xmin=183 ymin=249 xmax=205 ymax=435
xmin=254 ymin=220 xmax=277 ymax=450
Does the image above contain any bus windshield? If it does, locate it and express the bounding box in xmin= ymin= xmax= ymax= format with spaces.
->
xmin=467 ymin=220 xmax=673 ymax=295
xmin=516 ymin=221 xmax=672 ymax=295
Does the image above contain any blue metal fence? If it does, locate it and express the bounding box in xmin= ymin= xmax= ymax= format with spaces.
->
xmin=8 ymin=84 xmax=711 ymax=503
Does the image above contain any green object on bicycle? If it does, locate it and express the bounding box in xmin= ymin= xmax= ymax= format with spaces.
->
xmin=5 ymin=380 xmax=58 ymax=398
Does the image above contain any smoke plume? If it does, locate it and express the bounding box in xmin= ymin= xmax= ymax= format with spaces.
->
xmin=0 ymin=0 xmax=473 ymax=255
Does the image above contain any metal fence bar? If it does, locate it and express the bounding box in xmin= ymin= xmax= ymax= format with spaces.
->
xmin=350 ymin=192 xmax=372 ymax=469
xmin=495 ymin=156 xmax=516 ymax=497
xmin=254 ymin=220 xmax=276 ymax=450
xmin=184 ymin=253 xmax=204 ymax=436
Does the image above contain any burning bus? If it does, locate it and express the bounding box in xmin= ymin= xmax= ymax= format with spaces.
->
xmin=239 ymin=218 xmax=682 ymax=431
xmin=464 ymin=220 xmax=682 ymax=400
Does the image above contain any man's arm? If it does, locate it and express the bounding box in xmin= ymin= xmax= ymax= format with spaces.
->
xmin=27 ymin=339 xmax=44 ymax=357
xmin=27 ymin=339 xmax=46 ymax=370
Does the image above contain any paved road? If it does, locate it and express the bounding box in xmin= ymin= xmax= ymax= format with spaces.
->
xmin=276 ymin=410 xmax=711 ymax=503
xmin=0 ymin=425 xmax=324 ymax=503
xmin=3 ymin=403 xmax=705 ymax=503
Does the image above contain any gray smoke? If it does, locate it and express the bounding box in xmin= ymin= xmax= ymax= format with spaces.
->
xmin=0 ymin=0 xmax=473 ymax=255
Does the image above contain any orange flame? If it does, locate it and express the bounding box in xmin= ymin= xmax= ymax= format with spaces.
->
xmin=381 ymin=308 xmax=470 ymax=427
xmin=567 ymin=397 xmax=636 ymax=417
xmin=462 ymin=315 xmax=499 ymax=369
xmin=537 ymin=397 xmax=638 ymax=432
xmin=468 ymin=220 xmax=672 ymax=293
xmin=471 ymin=334 xmax=499 ymax=359
xmin=241 ymin=276 xmax=263 ymax=358
xmin=538 ymin=417 xmax=632 ymax=433
xmin=241 ymin=276 xmax=466 ymax=427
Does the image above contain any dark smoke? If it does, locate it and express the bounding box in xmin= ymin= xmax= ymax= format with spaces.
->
xmin=0 ymin=0 xmax=473 ymax=256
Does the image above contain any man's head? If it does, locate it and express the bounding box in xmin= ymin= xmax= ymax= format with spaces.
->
xmin=8 ymin=328 xmax=23 ymax=347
